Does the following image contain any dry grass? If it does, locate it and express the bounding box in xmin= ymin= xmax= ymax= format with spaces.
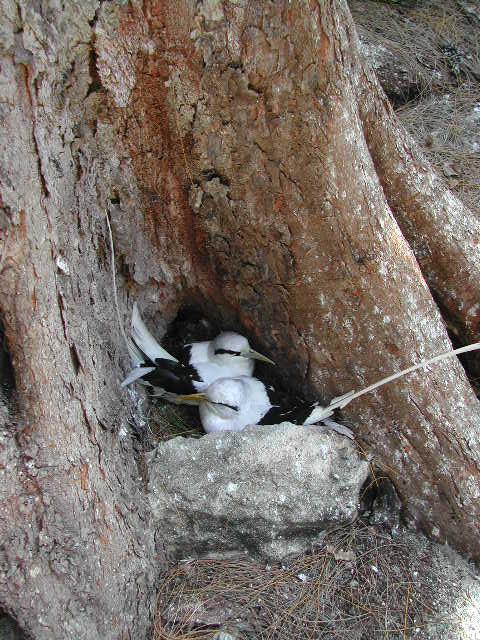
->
xmin=153 ymin=521 xmax=476 ymax=640
xmin=351 ymin=0 xmax=480 ymax=220
xmin=145 ymin=402 xmax=204 ymax=442
xmin=351 ymin=0 xmax=480 ymax=89
xmin=397 ymin=83 xmax=480 ymax=218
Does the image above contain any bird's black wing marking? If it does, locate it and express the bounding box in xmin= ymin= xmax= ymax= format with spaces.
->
xmin=260 ymin=386 xmax=315 ymax=425
xmin=178 ymin=344 xmax=193 ymax=365
xmin=259 ymin=403 xmax=315 ymax=425
xmin=153 ymin=358 xmax=203 ymax=380
xmin=142 ymin=358 xmax=203 ymax=395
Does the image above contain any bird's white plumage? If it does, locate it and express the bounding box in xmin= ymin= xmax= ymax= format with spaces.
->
xmin=188 ymin=332 xmax=255 ymax=376
xmin=318 ymin=418 xmax=354 ymax=439
xmin=190 ymin=360 xmax=250 ymax=387
xmin=121 ymin=365 xmax=156 ymax=388
xmin=199 ymin=377 xmax=272 ymax=433
xmin=196 ymin=376 xmax=354 ymax=438
xmin=302 ymin=403 xmax=335 ymax=425
xmin=211 ymin=332 xmax=250 ymax=354
xmin=127 ymin=338 xmax=147 ymax=368
xmin=187 ymin=340 xmax=210 ymax=365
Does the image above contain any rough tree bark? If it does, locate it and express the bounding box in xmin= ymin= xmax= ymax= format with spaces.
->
xmin=1 ymin=1 xmax=480 ymax=638
xmin=0 ymin=2 xmax=157 ymax=639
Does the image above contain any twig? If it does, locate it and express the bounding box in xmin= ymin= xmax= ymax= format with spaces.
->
xmin=404 ymin=583 xmax=411 ymax=639
xmin=104 ymin=208 xmax=129 ymax=351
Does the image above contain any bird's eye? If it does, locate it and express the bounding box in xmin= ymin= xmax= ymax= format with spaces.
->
xmin=214 ymin=349 xmax=241 ymax=356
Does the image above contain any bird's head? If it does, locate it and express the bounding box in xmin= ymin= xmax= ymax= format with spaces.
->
xmin=209 ymin=332 xmax=275 ymax=366
xmin=177 ymin=377 xmax=246 ymax=419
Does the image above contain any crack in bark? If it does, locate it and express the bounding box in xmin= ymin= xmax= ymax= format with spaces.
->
xmin=24 ymin=73 xmax=49 ymax=200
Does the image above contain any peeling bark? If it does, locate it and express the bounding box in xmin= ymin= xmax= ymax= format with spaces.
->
xmin=1 ymin=0 xmax=480 ymax=638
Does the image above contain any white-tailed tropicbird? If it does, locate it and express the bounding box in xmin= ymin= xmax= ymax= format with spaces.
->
xmin=176 ymin=376 xmax=355 ymax=438
xmin=121 ymin=304 xmax=275 ymax=402
xmin=176 ymin=340 xmax=480 ymax=437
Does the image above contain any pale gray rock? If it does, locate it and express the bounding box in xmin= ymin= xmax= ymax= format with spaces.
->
xmin=147 ymin=423 xmax=370 ymax=561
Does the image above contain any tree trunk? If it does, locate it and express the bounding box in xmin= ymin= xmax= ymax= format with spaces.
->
xmin=1 ymin=0 xmax=480 ymax=638
xmin=0 ymin=2 xmax=157 ymax=638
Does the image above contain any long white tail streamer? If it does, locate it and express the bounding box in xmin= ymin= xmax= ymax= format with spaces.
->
xmin=314 ymin=342 xmax=480 ymax=421
xmin=131 ymin=303 xmax=178 ymax=363
xmin=120 ymin=365 xmax=156 ymax=388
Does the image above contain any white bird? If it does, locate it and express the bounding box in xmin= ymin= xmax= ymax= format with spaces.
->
xmin=121 ymin=304 xmax=275 ymax=402
xmin=176 ymin=376 xmax=355 ymax=438
xmin=176 ymin=339 xmax=480 ymax=438
xmin=183 ymin=330 xmax=275 ymax=378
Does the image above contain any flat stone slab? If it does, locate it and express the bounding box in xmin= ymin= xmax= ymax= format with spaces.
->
xmin=147 ymin=423 xmax=370 ymax=561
